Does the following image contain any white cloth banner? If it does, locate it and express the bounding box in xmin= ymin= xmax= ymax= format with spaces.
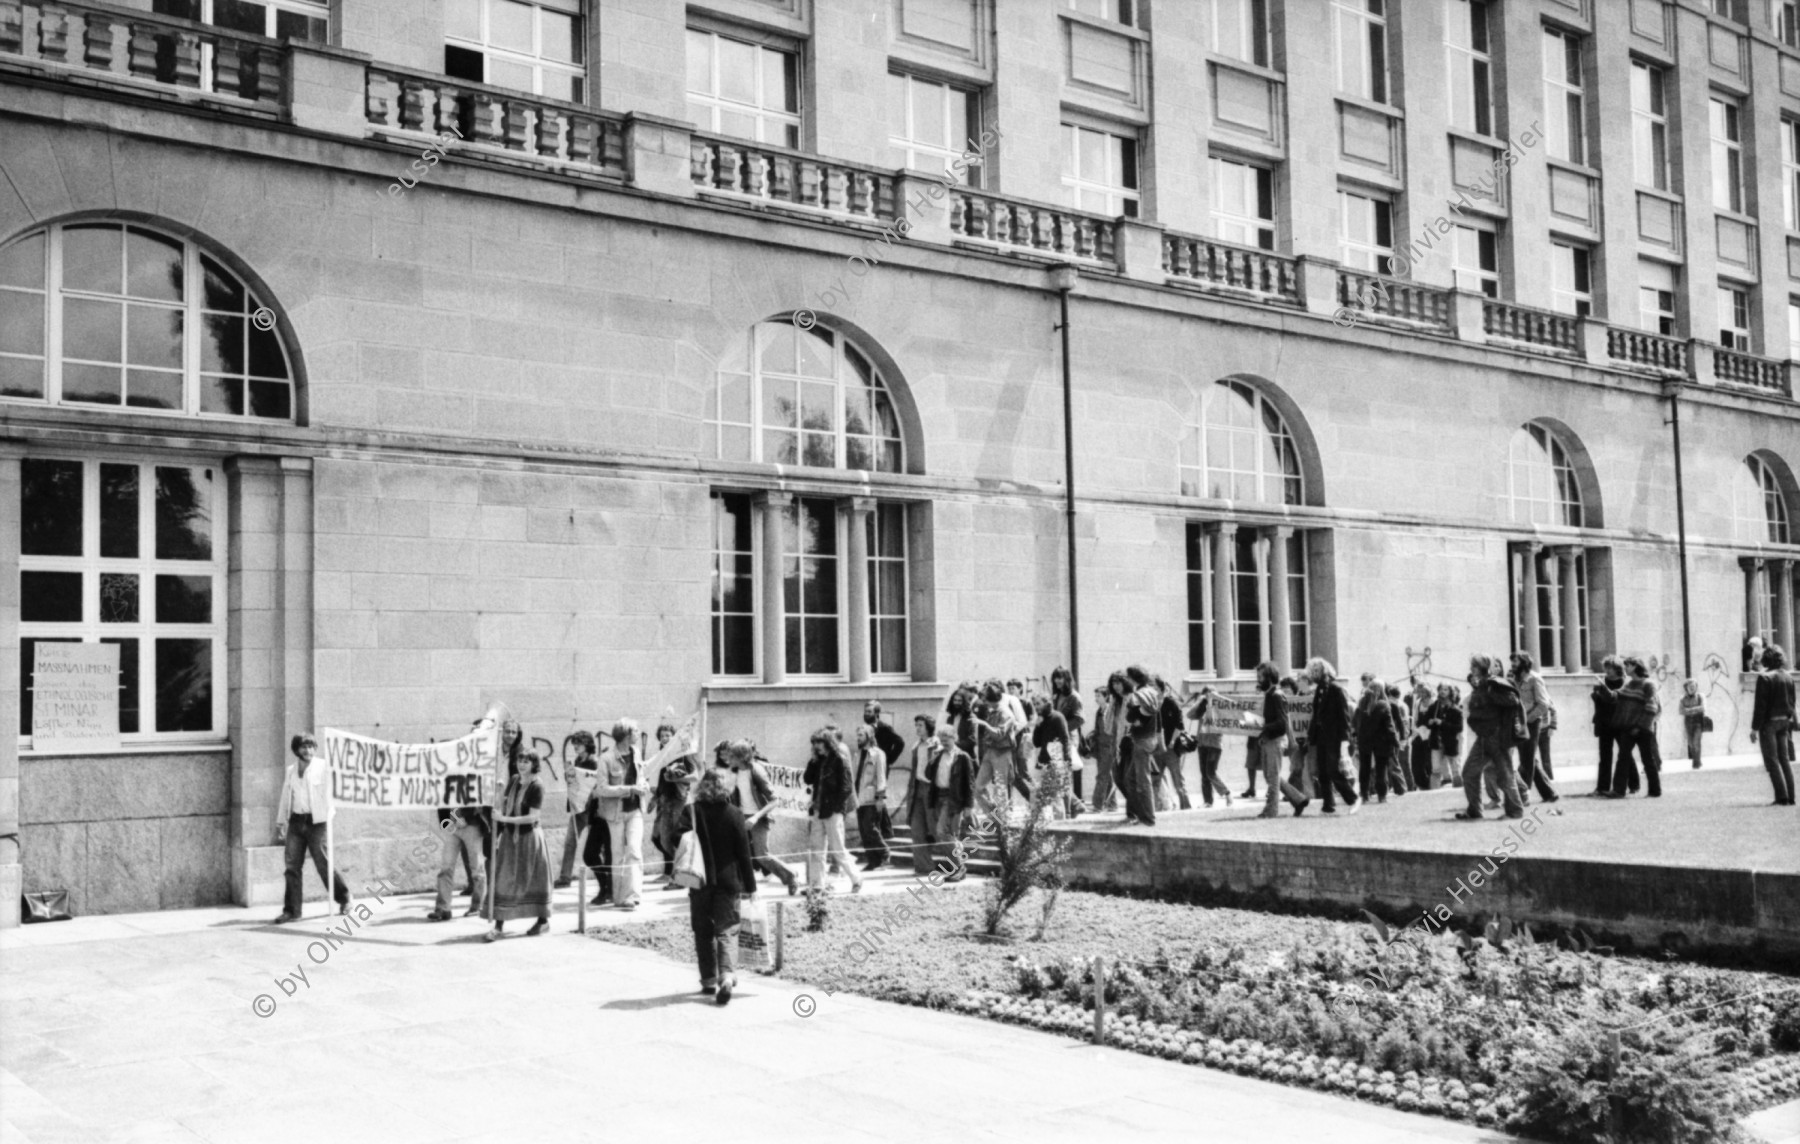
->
xmin=322 ymin=725 xmax=500 ymax=811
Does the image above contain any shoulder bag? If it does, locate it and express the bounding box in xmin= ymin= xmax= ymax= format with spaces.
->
xmin=672 ymin=805 xmax=707 ymax=890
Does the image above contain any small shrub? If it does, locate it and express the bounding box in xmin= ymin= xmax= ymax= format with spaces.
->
xmin=981 ymin=766 xmax=1071 ymax=938
xmin=801 ymin=886 xmax=831 ymax=932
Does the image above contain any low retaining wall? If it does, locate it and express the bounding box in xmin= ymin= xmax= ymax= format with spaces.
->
xmin=1057 ymin=825 xmax=1800 ymax=964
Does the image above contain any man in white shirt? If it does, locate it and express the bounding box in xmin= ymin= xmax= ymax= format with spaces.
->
xmin=273 ymin=733 xmax=351 ymax=924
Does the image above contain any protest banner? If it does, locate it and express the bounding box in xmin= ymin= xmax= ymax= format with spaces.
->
xmin=322 ymin=725 xmax=499 ymax=811
xmin=758 ymin=762 xmax=814 ymax=817
xmin=31 ymin=642 xmax=119 ymax=752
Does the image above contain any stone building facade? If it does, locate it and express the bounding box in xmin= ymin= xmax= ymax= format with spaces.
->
xmin=2 ymin=0 xmax=1798 ymax=921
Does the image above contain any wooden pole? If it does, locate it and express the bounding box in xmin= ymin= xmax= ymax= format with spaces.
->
xmin=577 ymin=866 xmax=586 ymax=934
xmin=773 ymin=900 xmax=785 ymax=971
xmin=1093 ymin=955 xmax=1107 ymax=1045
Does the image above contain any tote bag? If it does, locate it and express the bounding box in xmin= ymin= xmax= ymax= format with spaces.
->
xmin=738 ymin=896 xmax=773 ymax=972
xmin=672 ymin=808 xmax=706 ymax=890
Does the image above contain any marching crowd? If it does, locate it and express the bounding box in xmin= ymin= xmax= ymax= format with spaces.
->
xmin=269 ymin=643 xmax=1797 ymax=1000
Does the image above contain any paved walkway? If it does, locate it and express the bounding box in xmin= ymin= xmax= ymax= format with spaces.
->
xmin=2 ymin=892 xmax=1538 ymax=1144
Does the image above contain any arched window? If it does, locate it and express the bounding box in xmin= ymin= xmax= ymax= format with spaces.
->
xmin=1734 ymin=454 xmax=1792 ymax=545
xmin=1506 ymin=423 xmax=1583 ymax=527
xmin=0 ymin=222 xmax=295 ymax=421
xmin=1181 ymin=379 xmax=1303 ymax=505
xmin=709 ymin=322 xmax=903 ymax=472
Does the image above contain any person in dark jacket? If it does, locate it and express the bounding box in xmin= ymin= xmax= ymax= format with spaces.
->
xmin=676 ymin=768 xmax=758 ymax=1004
xmin=862 ymin=700 xmax=908 ymax=791
xmin=1608 ymin=656 xmax=1663 ymax=798
xmin=926 ymin=722 xmax=975 ymax=880
xmin=1120 ymin=666 xmax=1163 ymax=826
xmin=1253 ymin=661 xmax=1309 ymax=818
xmin=1457 ymin=654 xmax=1525 ymax=820
xmin=1355 ymin=677 xmax=1404 ymax=805
xmin=723 ymin=739 xmax=798 ymax=894
xmin=1406 ymin=680 xmax=1436 ymax=790
xmin=1302 ymin=658 xmax=1360 ymax=814
xmin=1185 ymin=687 xmax=1236 ymax=808
xmin=1049 ymin=666 xmax=1086 ymax=806
xmin=802 ymin=730 xmax=863 ymax=894
xmin=1751 ymin=644 xmax=1798 ymax=806
xmin=1591 ymin=656 xmax=1636 ymax=796
xmin=1152 ymin=675 xmax=1192 ymax=811
xmin=1428 ymin=684 xmax=1465 ymax=787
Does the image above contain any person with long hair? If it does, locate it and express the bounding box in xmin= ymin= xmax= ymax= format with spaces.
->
xmin=1608 ymin=656 xmax=1663 ymax=798
xmin=1184 ymin=686 xmax=1234 ymax=808
xmin=1456 ymin=654 xmax=1524 ymax=821
xmin=1302 ymin=659 xmax=1359 ymax=814
xmin=1406 ymin=681 xmax=1436 ymax=791
xmin=1679 ymin=678 xmax=1707 ymax=770
xmin=1353 ymin=676 xmax=1401 ymax=805
xmin=428 ymin=712 xmax=507 ymax=921
xmin=1751 ymin=644 xmax=1797 ymax=805
xmin=485 ymin=750 xmax=552 ymax=941
xmin=1119 ymin=666 xmax=1163 ymax=826
xmin=1509 ymin=652 xmax=1560 ymax=805
xmin=1049 ymin=666 xmax=1086 ymax=806
xmin=554 ymin=730 xmax=600 ymax=891
xmin=851 ymin=723 xmax=890 ymax=870
xmin=971 ymin=680 xmax=1029 ymax=816
xmin=676 ymin=767 xmax=757 ymax=1004
xmin=1591 ymin=655 xmax=1635 ymax=796
xmin=803 ymin=729 xmax=863 ymax=893
xmin=649 ymin=718 xmax=701 ymax=888
xmin=272 ymin=733 xmax=351 ymax=924
xmin=1429 ymin=684 xmax=1463 ymax=787
xmin=1252 ymin=661 xmax=1309 ymax=818
xmin=1091 ymin=679 xmax=1125 ymax=812
xmin=596 ymin=718 xmax=649 ymax=910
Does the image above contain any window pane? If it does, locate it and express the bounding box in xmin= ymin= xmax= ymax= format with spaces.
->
xmin=155 ymin=638 xmax=213 ymax=732
xmin=99 ymin=463 xmax=139 ymax=558
xmin=876 ymin=620 xmax=907 ymax=673
xmin=126 ymin=369 xmax=182 ymax=411
xmin=686 ymin=29 xmax=711 ymax=95
xmin=19 ymin=637 xmax=80 ymax=737
xmin=273 ymin=9 xmax=325 ymax=42
xmin=720 ymin=616 xmax=754 ymax=675
xmin=718 ymin=37 xmax=757 ymax=104
xmin=64 ymin=298 xmax=122 ymax=363
xmin=155 ymin=467 xmax=212 ymax=561
xmin=213 ymin=0 xmax=265 ymax=34
xmin=155 ymin=574 xmax=213 ymax=623
xmin=248 ymin=380 xmax=292 ymax=420
xmin=200 ymin=376 xmax=244 ymax=416
xmin=22 ymin=458 xmax=83 ymax=556
xmin=769 ymin=48 xmax=798 ymax=113
xmin=0 ymin=232 xmax=45 ymax=290
xmin=803 ymin=618 xmax=838 ymax=674
xmin=101 ymin=637 xmax=140 ymax=734
xmin=62 ymin=225 xmax=122 ymax=295
xmin=201 ymin=313 xmax=245 ymax=374
xmin=489 ymin=0 xmax=533 ymax=51
xmin=0 ymin=355 xmax=44 ymax=400
xmin=247 ymin=323 xmax=287 ymax=378
xmin=541 ymin=10 xmax=578 ymax=63
xmin=22 ymin=571 xmax=83 ymax=622
xmin=0 ymin=289 xmax=44 ymax=356
xmin=125 ymin=230 xmax=184 ymax=303
xmin=100 ymin=572 xmax=139 ymax=623
xmin=126 ymin=304 xmax=183 ymax=371
xmin=200 ymin=255 xmax=245 ymax=313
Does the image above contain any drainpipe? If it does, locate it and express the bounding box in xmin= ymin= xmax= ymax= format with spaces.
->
xmin=1051 ymin=264 xmax=1081 ymax=686
xmin=1665 ymin=379 xmax=1693 ymax=678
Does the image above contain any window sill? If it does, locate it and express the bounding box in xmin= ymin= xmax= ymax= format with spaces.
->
xmin=704 ymin=681 xmax=949 ymax=704
xmin=20 ymin=740 xmax=231 ymax=759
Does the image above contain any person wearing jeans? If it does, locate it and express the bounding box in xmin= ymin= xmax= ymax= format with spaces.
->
xmin=927 ymin=723 xmax=974 ymax=881
xmin=851 ymin=723 xmax=890 ymax=870
xmin=1252 ymin=662 xmax=1308 ymax=818
xmin=596 ymin=718 xmax=649 ymax=910
xmin=1303 ymin=658 xmax=1360 ymax=815
xmin=677 ymin=768 xmax=757 ymax=1005
xmin=1509 ymin=654 xmax=1560 ymax=805
xmin=273 ymin=733 xmax=351 ymax=923
xmin=1185 ymin=688 xmax=1234 ymax=808
xmin=1609 ymin=657 xmax=1663 ymax=799
xmin=1751 ymin=645 xmax=1796 ymax=806
xmin=555 ymin=731 xmax=599 ymax=889
xmin=803 ymin=731 xmax=864 ymax=893
xmin=1120 ymin=666 xmax=1163 ymax=826
xmin=1457 ymin=654 xmax=1525 ymax=821
xmin=429 ymin=809 xmax=489 ymax=921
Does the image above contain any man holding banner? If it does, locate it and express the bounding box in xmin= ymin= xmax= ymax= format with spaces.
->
xmin=273 ymin=733 xmax=351 ymax=924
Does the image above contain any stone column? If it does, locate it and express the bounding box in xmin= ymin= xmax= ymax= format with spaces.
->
xmin=1266 ymin=526 xmax=1292 ymax=672
xmin=1556 ymin=547 xmax=1583 ymax=672
xmin=1251 ymin=532 xmax=1271 ymax=670
xmin=759 ymin=492 xmax=792 ymax=685
xmin=845 ymin=498 xmax=874 ymax=684
xmin=1517 ymin=542 xmax=1541 ymax=662
xmin=1742 ymin=556 xmax=1767 ymax=642
xmin=1775 ymin=558 xmax=1796 ymax=659
xmin=0 ymin=442 xmax=22 ymax=927
xmin=1210 ymin=523 xmax=1237 ymax=678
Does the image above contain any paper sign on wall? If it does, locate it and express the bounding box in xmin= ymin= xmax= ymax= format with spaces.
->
xmin=32 ymin=643 xmax=120 ymax=752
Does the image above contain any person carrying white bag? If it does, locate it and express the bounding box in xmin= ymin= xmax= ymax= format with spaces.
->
xmin=673 ymin=767 xmax=758 ymax=1006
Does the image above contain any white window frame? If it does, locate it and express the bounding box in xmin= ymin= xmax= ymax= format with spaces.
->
xmin=710 ymin=491 xmax=758 ymax=680
xmin=1718 ymin=282 xmax=1751 ymax=351
xmin=1452 ymin=223 xmax=1499 ymax=297
xmin=0 ymin=223 xmax=296 ymax=423
xmin=1543 ymin=27 xmax=1586 ymax=165
xmin=1062 ymin=123 xmax=1141 ymax=218
xmin=1205 ymin=0 xmax=1270 ymax=68
xmin=1446 ymin=0 xmax=1493 ymax=137
xmin=1736 ymin=455 xmax=1793 ymax=545
xmin=19 ymin=455 xmax=229 ymax=748
xmin=1712 ymin=96 xmax=1744 ymax=214
xmin=1639 ymin=260 xmax=1677 ymax=335
xmin=1784 ymin=120 xmax=1800 ymax=231
xmin=1632 ymin=62 xmax=1669 ymax=192
xmin=1180 ymin=379 xmax=1305 ymax=506
xmin=888 ymin=73 xmax=984 ymax=188
xmin=867 ymin=502 xmax=910 ymax=679
xmin=1332 ymin=0 xmax=1388 ymax=103
xmin=709 ymin=323 xmax=906 ymax=473
xmin=686 ymin=27 xmax=802 ymax=148
xmin=1210 ymin=156 xmax=1276 ymax=250
xmin=152 ymin=0 xmax=327 ymax=47
xmin=782 ymin=496 xmax=846 ymax=680
xmin=1551 ymin=242 xmax=1592 ymax=318
xmin=444 ymin=0 xmax=585 ymax=102
xmin=1788 ymin=297 xmax=1800 ymax=359
xmin=1507 ymin=423 xmax=1584 ymax=528
xmin=1338 ymin=189 xmax=1394 ymax=274
xmin=1777 ymin=0 xmax=1799 ymax=48
xmin=1511 ymin=547 xmax=1589 ymax=671
xmin=1067 ymin=0 xmax=1138 ymax=29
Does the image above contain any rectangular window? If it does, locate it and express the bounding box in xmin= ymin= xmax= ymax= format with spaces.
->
xmin=1551 ymin=242 xmax=1592 ymax=317
xmin=1210 ymin=156 xmax=1275 ymax=250
xmin=1452 ymin=224 xmax=1499 ymax=296
xmin=1231 ymin=531 xmax=1263 ymax=672
xmin=686 ymin=28 xmax=801 ymax=148
xmin=1711 ymin=96 xmax=1743 ymax=213
xmin=1639 ymin=260 xmax=1677 ymax=335
xmin=888 ymin=73 xmax=984 ymax=188
xmin=710 ymin=492 xmax=755 ymax=678
xmin=19 ymin=457 xmax=224 ymax=743
xmin=1718 ymin=282 xmax=1751 ymax=351
xmin=1067 ymin=0 xmax=1137 ymax=27
xmin=867 ymin=503 xmax=909 ymax=677
xmin=1778 ymin=0 xmax=1799 ymax=48
xmin=1510 ymin=549 xmax=1589 ymax=672
xmin=152 ymin=0 xmax=327 ymax=42
xmin=1543 ymin=28 xmax=1585 ymax=165
xmin=1062 ymin=123 xmax=1140 ymax=218
xmin=1789 ymin=298 xmax=1800 ymax=359
xmin=1446 ymin=0 xmax=1492 ymax=136
xmin=1631 ymin=63 xmax=1669 ymax=192
xmin=1784 ymin=120 xmax=1800 ymax=231
xmin=1206 ymin=0 xmax=1269 ymax=67
xmin=1338 ymin=190 xmax=1394 ymax=274
xmin=1186 ymin=526 xmax=1309 ymax=675
xmin=443 ymin=0 xmax=584 ymax=102
xmin=1285 ymin=533 xmax=1310 ymax=669
xmin=1185 ymin=524 xmax=1213 ymax=673
xmin=1333 ymin=0 xmax=1387 ymax=103
xmin=782 ymin=497 xmax=840 ymax=677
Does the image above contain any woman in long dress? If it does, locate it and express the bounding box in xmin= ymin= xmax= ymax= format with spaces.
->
xmin=485 ymin=750 xmax=553 ymax=941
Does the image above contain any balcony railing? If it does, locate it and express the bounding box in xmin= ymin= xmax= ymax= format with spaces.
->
xmin=1606 ymin=328 xmax=1688 ymax=375
xmin=947 ymin=190 xmax=1118 ymax=266
xmin=365 ymin=65 xmax=624 ymax=179
xmin=1481 ymin=300 xmax=1580 ymax=356
xmin=1336 ymin=271 xmax=1454 ymax=334
xmin=1162 ymin=233 xmax=1301 ymax=307
xmin=1715 ymin=348 xmax=1789 ymax=396
xmin=0 ymin=0 xmax=285 ymax=111
xmin=690 ymin=134 xmax=897 ymax=222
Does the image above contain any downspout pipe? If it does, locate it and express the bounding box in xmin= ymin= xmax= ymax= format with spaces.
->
xmin=1051 ymin=265 xmax=1081 ymax=687
xmin=1665 ymin=379 xmax=1693 ymax=679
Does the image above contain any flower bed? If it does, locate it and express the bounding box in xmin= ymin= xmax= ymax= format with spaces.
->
xmin=591 ymin=888 xmax=1800 ymax=1143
